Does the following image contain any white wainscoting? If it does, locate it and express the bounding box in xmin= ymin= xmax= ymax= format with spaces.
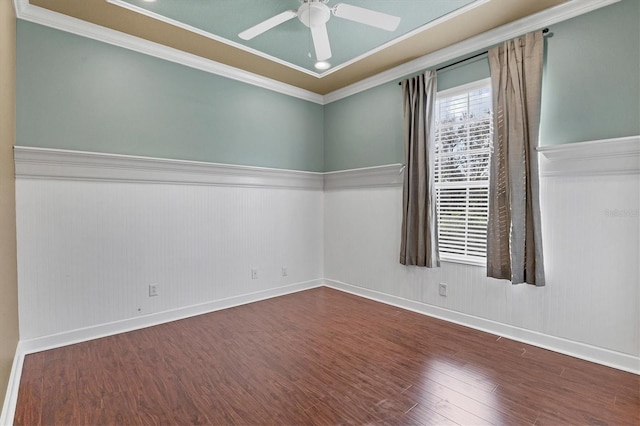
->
xmin=12 ymin=139 xmax=640 ymax=368
xmin=324 ymin=136 xmax=640 ymax=373
xmin=5 ymin=140 xmax=639 ymax=424
xmin=15 ymin=148 xmax=325 ymax=343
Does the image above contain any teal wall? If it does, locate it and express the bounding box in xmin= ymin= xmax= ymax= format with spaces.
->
xmin=16 ymin=21 xmax=325 ymax=172
xmin=539 ymin=0 xmax=640 ymax=145
xmin=324 ymin=82 xmax=404 ymax=172
xmin=16 ymin=0 xmax=640 ymax=172
xmin=324 ymin=56 xmax=489 ymax=172
xmin=322 ymin=55 xmax=491 ymax=171
xmin=436 ymin=54 xmax=490 ymax=93
xmin=324 ymin=0 xmax=639 ymax=170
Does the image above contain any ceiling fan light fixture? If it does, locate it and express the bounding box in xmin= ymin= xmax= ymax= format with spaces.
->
xmin=314 ymin=60 xmax=331 ymax=70
xmin=298 ymin=1 xmax=331 ymax=28
xmin=237 ymin=0 xmax=400 ymax=69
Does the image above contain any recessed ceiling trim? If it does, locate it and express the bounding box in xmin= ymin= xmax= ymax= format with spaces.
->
xmin=106 ymin=0 xmax=323 ymax=78
xmin=13 ymin=0 xmax=621 ymax=105
xmin=13 ymin=0 xmax=324 ymax=104
xmin=319 ymin=0 xmax=491 ymax=78
xmin=105 ymin=0 xmax=491 ymax=79
xmin=323 ymin=0 xmax=621 ymax=104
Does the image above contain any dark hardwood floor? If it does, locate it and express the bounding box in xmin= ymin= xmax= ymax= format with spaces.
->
xmin=14 ymin=287 xmax=639 ymax=425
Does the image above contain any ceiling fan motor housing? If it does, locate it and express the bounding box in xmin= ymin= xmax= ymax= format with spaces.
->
xmin=298 ymin=0 xmax=331 ymax=28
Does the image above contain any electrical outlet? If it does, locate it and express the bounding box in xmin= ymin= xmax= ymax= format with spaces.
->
xmin=251 ymin=268 xmax=258 ymax=279
xmin=439 ymin=283 xmax=447 ymax=297
xmin=149 ymin=283 xmax=159 ymax=297
xmin=281 ymin=267 xmax=288 ymax=277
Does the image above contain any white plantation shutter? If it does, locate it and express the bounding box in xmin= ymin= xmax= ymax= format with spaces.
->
xmin=435 ymin=79 xmax=492 ymax=265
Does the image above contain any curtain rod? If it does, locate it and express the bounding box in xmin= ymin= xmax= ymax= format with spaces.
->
xmin=399 ymin=28 xmax=550 ymax=85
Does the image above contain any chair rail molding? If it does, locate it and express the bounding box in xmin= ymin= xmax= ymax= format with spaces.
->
xmin=13 ymin=146 xmax=324 ymax=190
xmin=538 ymin=135 xmax=640 ymax=177
xmin=14 ymin=147 xmax=411 ymax=189
xmin=324 ymin=164 xmax=404 ymax=190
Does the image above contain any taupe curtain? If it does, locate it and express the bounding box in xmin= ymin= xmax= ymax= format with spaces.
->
xmin=400 ymin=71 xmax=439 ymax=267
xmin=487 ymin=31 xmax=545 ymax=285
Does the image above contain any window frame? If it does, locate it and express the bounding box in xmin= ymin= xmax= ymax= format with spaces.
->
xmin=434 ymin=78 xmax=492 ymax=267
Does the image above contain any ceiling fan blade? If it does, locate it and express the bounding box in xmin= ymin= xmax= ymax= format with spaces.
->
xmin=311 ymin=23 xmax=332 ymax=61
xmin=333 ymin=3 xmax=401 ymax=31
xmin=238 ymin=10 xmax=297 ymax=40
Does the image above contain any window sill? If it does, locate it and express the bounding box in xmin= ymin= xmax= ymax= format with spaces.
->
xmin=440 ymin=255 xmax=486 ymax=267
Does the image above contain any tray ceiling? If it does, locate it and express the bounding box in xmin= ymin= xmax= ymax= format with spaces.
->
xmin=107 ymin=0 xmax=478 ymax=75
xmin=24 ymin=0 xmax=573 ymax=94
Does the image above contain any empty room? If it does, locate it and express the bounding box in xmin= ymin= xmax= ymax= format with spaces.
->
xmin=1 ymin=0 xmax=639 ymax=424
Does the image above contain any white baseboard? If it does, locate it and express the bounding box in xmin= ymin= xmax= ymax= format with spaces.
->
xmin=324 ymin=279 xmax=640 ymax=375
xmin=0 ymin=341 xmax=24 ymax=426
xmin=4 ymin=278 xmax=637 ymax=425
xmin=19 ymin=279 xmax=323 ymax=355
xmin=2 ymin=279 xmax=323 ymax=425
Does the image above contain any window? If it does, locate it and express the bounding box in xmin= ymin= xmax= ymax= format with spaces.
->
xmin=434 ymin=79 xmax=493 ymax=266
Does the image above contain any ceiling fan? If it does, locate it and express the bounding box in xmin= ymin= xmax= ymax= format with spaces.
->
xmin=238 ymin=0 xmax=401 ymax=68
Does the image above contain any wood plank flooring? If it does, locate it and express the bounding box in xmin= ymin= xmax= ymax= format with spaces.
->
xmin=14 ymin=287 xmax=639 ymax=425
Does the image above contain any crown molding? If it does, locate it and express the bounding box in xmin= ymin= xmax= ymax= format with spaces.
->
xmin=313 ymin=0 xmax=491 ymax=79
xmin=105 ymin=0 xmax=491 ymax=80
xmin=14 ymin=147 xmax=325 ymax=190
xmin=323 ymin=0 xmax=621 ymax=104
xmin=13 ymin=0 xmax=324 ymax=104
xmin=538 ymin=136 xmax=640 ymax=177
xmin=105 ymin=0 xmax=322 ymax=78
xmin=13 ymin=0 xmax=620 ymax=105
